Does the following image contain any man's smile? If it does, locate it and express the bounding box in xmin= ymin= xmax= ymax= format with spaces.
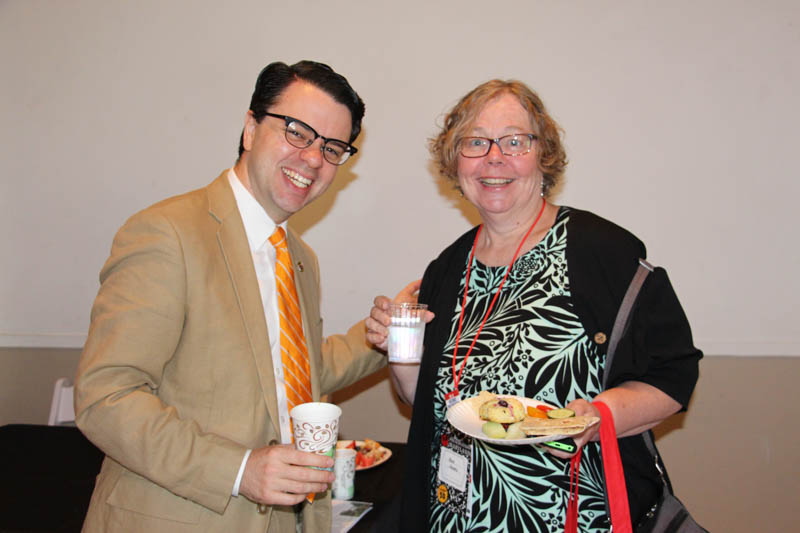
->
xmin=282 ymin=167 xmax=313 ymax=189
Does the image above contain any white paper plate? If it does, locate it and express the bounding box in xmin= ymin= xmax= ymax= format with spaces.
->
xmin=446 ymin=395 xmax=578 ymax=445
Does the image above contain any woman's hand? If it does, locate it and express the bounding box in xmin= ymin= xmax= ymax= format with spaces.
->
xmin=539 ymin=398 xmax=601 ymax=459
xmin=365 ymin=294 xmax=392 ymax=351
xmin=365 ymin=279 xmax=435 ymax=406
xmin=538 ymin=382 xmax=681 ymax=459
xmin=365 ymin=279 xmax=434 ymax=351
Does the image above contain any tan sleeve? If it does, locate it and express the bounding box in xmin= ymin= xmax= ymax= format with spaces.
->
xmin=318 ymin=320 xmax=387 ymax=396
xmin=75 ymin=208 xmax=246 ymax=514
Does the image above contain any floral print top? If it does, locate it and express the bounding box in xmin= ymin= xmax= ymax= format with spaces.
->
xmin=429 ymin=207 xmax=610 ymax=533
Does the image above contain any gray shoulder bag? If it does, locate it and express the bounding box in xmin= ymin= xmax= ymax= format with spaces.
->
xmin=602 ymin=259 xmax=707 ymax=533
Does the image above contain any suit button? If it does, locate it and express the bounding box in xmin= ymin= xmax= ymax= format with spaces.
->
xmin=268 ymin=439 xmax=278 ymax=446
xmin=594 ymin=332 xmax=607 ymax=345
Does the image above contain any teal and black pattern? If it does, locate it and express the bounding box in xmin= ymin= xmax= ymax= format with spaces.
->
xmin=428 ymin=207 xmax=610 ymax=533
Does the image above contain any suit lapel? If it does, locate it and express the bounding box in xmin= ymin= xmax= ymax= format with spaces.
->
xmin=206 ymin=172 xmax=282 ymax=436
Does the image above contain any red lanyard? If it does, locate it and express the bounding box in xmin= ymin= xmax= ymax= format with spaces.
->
xmin=565 ymin=402 xmax=632 ymax=533
xmin=450 ymin=199 xmax=547 ymax=395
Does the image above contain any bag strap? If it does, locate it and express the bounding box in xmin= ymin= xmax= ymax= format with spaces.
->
xmin=572 ymin=259 xmax=668 ymax=532
xmin=601 ymin=259 xmax=653 ymax=391
xmin=641 ymin=429 xmax=671 ymax=490
xmin=597 ymin=259 xmax=662 ymax=529
xmin=602 ymin=259 xmax=673 ymax=491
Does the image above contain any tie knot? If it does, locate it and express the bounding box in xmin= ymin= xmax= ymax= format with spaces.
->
xmin=269 ymin=227 xmax=287 ymax=250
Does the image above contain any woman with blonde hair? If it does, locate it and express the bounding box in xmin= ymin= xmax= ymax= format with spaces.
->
xmin=367 ymin=79 xmax=701 ymax=532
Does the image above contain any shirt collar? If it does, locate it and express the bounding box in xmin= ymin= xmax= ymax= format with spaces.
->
xmin=227 ymin=168 xmax=285 ymax=252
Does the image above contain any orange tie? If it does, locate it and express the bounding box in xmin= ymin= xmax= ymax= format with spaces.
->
xmin=269 ymin=227 xmax=313 ymax=412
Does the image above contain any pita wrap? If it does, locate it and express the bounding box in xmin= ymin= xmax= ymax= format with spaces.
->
xmin=520 ymin=415 xmax=600 ymax=436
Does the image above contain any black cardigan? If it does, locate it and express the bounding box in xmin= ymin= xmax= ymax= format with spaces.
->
xmin=398 ymin=207 xmax=702 ymax=531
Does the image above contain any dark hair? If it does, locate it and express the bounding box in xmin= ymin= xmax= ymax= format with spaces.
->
xmin=237 ymin=60 xmax=366 ymax=157
xmin=430 ymin=79 xmax=567 ymax=197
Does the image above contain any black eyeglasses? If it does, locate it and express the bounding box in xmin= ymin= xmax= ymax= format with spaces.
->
xmin=263 ymin=112 xmax=357 ymax=165
xmin=458 ymin=133 xmax=538 ymax=158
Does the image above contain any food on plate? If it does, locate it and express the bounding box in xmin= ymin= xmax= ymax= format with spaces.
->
xmin=481 ymin=420 xmax=525 ymax=440
xmin=344 ymin=438 xmax=385 ymax=468
xmin=520 ymin=415 xmax=600 ymax=436
xmin=478 ymin=397 xmax=526 ymax=424
xmin=463 ymin=392 xmax=594 ymax=440
xmin=526 ymin=406 xmax=548 ymax=419
xmin=464 ymin=391 xmax=497 ymax=416
xmin=546 ymin=407 xmax=576 ymax=419
xmin=481 ymin=421 xmax=507 ymax=439
xmin=476 ymin=396 xmax=528 ymax=440
xmin=504 ymin=421 xmax=525 ymax=440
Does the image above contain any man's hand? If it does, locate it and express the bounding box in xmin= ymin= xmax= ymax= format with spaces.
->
xmin=365 ymin=279 xmax=434 ymax=351
xmin=238 ymin=444 xmax=335 ymax=506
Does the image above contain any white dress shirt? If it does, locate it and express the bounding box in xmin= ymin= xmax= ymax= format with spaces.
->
xmin=226 ymin=168 xmax=297 ymax=496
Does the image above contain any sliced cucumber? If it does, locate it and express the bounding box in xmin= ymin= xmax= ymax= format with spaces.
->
xmin=547 ymin=408 xmax=576 ymax=419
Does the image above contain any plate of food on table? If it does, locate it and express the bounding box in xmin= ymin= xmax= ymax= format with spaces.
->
xmin=336 ymin=438 xmax=392 ymax=470
xmin=446 ymin=391 xmax=600 ymax=445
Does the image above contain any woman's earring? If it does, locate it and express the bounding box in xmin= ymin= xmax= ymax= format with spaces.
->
xmin=540 ymin=181 xmax=545 ymax=198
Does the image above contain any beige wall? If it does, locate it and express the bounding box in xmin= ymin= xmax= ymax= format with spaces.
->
xmin=2 ymin=348 xmax=796 ymax=532
xmin=0 ymin=348 xmax=82 ymax=425
xmin=2 ymin=0 xmax=799 ymax=357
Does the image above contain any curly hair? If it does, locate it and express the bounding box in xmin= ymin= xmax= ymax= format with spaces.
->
xmin=430 ymin=79 xmax=567 ymax=196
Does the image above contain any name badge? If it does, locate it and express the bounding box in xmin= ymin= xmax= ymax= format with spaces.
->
xmin=445 ymin=390 xmax=462 ymax=409
xmin=435 ymin=427 xmax=473 ymax=518
xmin=438 ymin=446 xmax=468 ymax=492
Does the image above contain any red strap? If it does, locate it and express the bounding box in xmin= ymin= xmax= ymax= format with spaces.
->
xmin=451 ymin=198 xmax=546 ymax=394
xmin=594 ymin=401 xmax=632 ymax=533
xmin=564 ymin=448 xmax=582 ymax=533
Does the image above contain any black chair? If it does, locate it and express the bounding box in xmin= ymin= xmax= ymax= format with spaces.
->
xmin=0 ymin=425 xmax=103 ymax=533
xmin=0 ymin=425 xmax=406 ymax=533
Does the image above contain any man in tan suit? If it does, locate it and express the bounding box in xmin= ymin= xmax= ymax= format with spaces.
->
xmin=75 ymin=61 xmax=385 ymax=532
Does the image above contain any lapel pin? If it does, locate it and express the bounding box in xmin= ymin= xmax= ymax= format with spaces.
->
xmin=296 ymin=261 xmax=304 ymax=272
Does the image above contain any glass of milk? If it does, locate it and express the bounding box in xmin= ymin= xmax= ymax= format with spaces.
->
xmin=387 ymin=303 xmax=428 ymax=363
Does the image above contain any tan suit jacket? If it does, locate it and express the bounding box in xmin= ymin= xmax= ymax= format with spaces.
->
xmin=75 ymin=172 xmax=385 ymax=532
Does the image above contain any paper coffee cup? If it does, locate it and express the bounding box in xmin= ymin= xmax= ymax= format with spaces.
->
xmin=290 ymin=402 xmax=342 ymax=464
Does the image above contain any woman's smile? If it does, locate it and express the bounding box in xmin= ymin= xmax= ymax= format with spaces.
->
xmin=478 ymin=177 xmax=515 ymax=186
